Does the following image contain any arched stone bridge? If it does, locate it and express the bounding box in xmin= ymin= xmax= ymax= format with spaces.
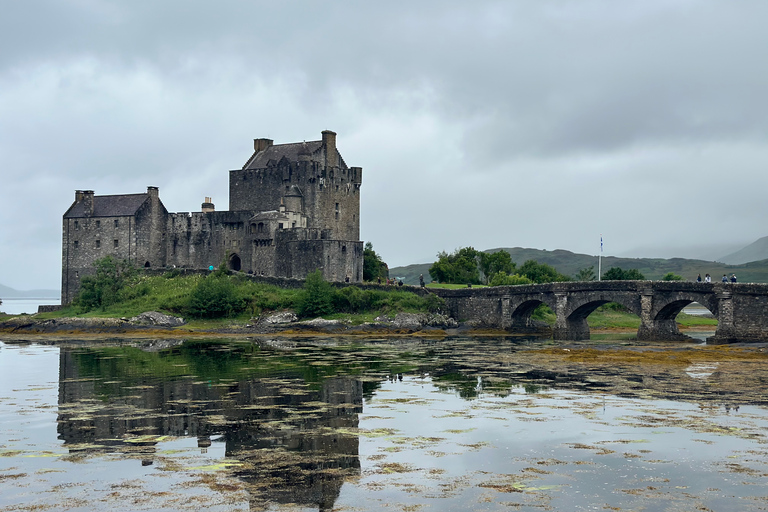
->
xmin=431 ymin=281 xmax=768 ymax=344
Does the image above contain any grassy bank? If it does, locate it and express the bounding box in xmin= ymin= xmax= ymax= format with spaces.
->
xmin=32 ymin=270 xmax=444 ymax=326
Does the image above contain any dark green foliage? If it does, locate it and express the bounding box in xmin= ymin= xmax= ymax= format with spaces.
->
xmin=518 ymin=260 xmax=570 ymax=284
xmin=574 ymin=266 xmax=596 ymax=281
xmin=363 ymin=242 xmax=389 ymax=281
xmin=187 ymin=275 xmax=246 ymax=318
xmin=488 ymin=271 xmax=533 ymax=286
xmin=296 ymin=270 xmax=336 ymax=317
xmin=297 ymin=271 xmax=445 ymax=318
xmin=75 ymin=256 xmax=137 ymax=311
xmin=429 ymin=247 xmax=481 ymax=285
xmin=602 ymin=267 xmax=646 ymax=280
xmin=662 ymin=272 xmax=684 ymax=281
xmin=479 ymin=251 xmax=515 ymax=284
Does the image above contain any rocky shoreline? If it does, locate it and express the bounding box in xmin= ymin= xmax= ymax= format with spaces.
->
xmin=0 ymin=310 xmax=504 ymax=337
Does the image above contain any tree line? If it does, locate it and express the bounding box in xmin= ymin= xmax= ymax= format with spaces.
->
xmin=427 ymin=247 xmax=686 ymax=285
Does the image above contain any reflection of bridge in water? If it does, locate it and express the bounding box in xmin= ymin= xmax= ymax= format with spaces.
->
xmin=432 ymin=281 xmax=768 ymax=343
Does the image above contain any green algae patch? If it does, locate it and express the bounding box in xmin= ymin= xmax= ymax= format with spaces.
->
xmin=539 ymin=346 xmax=768 ymax=366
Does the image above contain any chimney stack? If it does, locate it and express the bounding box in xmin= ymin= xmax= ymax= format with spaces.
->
xmin=202 ymin=197 xmax=215 ymax=213
xmin=82 ymin=190 xmax=94 ymax=217
xmin=322 ymin=130 xmax=337 ymax=168
xmin=254 ymin=138 xmax=273 ymax=153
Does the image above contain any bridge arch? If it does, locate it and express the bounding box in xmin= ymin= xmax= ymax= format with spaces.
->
xmin=508 ymin=298 xmax=554 ymax=331
xmin=638 ymin=291 xmax=719 ymax=341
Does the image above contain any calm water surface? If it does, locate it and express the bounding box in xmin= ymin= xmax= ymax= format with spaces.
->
xmin=0 ymin=336 xmax=766 ymax=511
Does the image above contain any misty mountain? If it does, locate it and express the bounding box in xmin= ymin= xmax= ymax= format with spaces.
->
xmin=389 ymin=247 xmax=768 ymax=285
xmin=0 ymin=284 xmax=60 ymax=299
xmin=720 ymin=236 xmax=768 ymax=265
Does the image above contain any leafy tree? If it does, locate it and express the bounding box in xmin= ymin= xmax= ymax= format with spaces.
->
xmin=296 ymin=270 xmax=336 ymax=317
xmin=575 ymin=266 xmax=596 ymax=281
xmin=602 ymin=267 xmax=646 ymax=280
xmin=478 ymin=251 xmax=515 ymax=284
xmin=488 ymin=271 xmax=533 ymax=286
xmin=363 ymin=242 xmax=389 ymax=281
xmin=75 ymin=256 xmax=136 ymax=311
xmin=518 ymin=260 xmax=570 ymax=284
xmin=662 ymin=272 xmax=684 ymax=281
xmin=429 ymin=247 xmax=481 ymax=285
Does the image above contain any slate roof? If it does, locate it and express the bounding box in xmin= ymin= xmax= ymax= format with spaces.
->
xmin=242 ymin=140 xmax=348 ymax=170
xmin=250 ymin=210 xmax=289 ymax=221
xmin=242 ymin=141 xmax=321 ymax=170
xmin=64 ymin=193 xmax=149 ymax=218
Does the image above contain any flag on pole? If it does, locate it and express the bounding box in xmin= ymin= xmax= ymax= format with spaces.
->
xmin=601 ymin=235 xmax=603 ymax=253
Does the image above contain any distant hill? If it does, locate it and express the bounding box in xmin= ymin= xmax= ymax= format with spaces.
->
xmin=389 ymin=247 xmax=768 ymax=285
xmin=720 ymin=236 xmax=768 ymax=265
xmin=0 ymin=284 xmax=59 ymax=299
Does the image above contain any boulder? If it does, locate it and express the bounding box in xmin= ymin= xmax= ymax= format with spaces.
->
xmin=129 ymin=312 xmax=186 ymax=327
xmin=264 ymin=311 xmax=298 ymax=324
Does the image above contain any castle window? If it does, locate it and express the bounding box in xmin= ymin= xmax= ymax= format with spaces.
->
xmin=258 ymin=222 xmax=264 ymax=233
xmin=74 ymin=221 xmax=79 ymax=230
xmin=278 ymin=223 xmax=283 ymax=229
xmin=96 ymin=220 xmax=101 ymax=228
xmin=114 ymin=239 xmax=119 ymax=248
xmin=95 ymin=240 xmax=100 ymax=249
xmin=342 ymin=246 xmax=347 ymax=253
xmin=114 ymin=219 xmax=119 ymax=228
xmin=73 ymin=240 xmax=79 ymax=249
xmin=292 ymin=222 xmax=296 ymax=228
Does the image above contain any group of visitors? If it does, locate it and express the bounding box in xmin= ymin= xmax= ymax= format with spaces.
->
xmin=699 ymin=273 xmax=737 ymax=283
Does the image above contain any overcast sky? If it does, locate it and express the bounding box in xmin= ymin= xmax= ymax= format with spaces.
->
xmin=2 ymin=0 xmax=767 ymax=291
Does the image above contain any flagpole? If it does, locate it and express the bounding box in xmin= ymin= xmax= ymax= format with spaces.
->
xmin=598 ymin=234 xmax=602 ymax=281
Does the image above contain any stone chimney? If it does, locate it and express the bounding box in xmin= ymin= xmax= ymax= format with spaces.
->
xmin=147 ymin=186 xmax=159 ymax=199
xmin=201 ymin=197 xmax=215 ymax=213
xmin=322 ymin=130 xmax=337 ymax=168
xmin=81 ymin=190 xmax=94 ymax=217
xmin=254 ymin=138 xmax=273 ymax=153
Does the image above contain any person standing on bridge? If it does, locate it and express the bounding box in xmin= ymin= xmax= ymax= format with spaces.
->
xmin=705 ymin=274 xmax=711 ymax=283
xmin=723 ymin=274 xmax=728 ymax=282
xmin=731 ymin=274 xmax=737 ymax=283
xmin=697 ymin=274 xmax=702 ymax=282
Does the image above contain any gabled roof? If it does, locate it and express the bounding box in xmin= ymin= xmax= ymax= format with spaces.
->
xmin=64 ymin=193 xmax=149 ymax=218
xmin=242 ymin=140 xmax=322 ymax=170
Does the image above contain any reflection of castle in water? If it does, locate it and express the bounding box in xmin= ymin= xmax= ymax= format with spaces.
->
xmin=57 ymin=348 xmax=362 ymax=511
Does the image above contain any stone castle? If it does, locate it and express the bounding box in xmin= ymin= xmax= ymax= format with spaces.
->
xmin=62 ymin=130 xmax=363 ymax=304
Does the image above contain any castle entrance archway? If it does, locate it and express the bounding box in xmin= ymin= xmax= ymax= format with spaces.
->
xmin=229 ymin=253 xmax=242 ymax=272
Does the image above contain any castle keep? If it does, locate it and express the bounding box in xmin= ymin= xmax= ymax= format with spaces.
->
xmin=62 ymin=130 xmax=363 ymax=304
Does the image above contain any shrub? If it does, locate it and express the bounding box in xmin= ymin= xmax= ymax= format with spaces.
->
xmin=187 ymin=275 xmax=245 ymax=318
xmin=74 ymin=256 xmax=136 ymax=312
xmin=662 ymin=272 xmax=684 ymax=281
xmin=489 ymin=271 xmax=533 ymax=286
xmin=296 ymin=270 xmax=336 ymax=318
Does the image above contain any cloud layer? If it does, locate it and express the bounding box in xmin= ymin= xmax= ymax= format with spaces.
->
xmin=2 ymin=0 xmax=767 ymax=289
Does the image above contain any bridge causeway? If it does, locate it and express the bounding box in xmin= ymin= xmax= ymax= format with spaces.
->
xmin=431 ymin=281 xmax=768 ymax=344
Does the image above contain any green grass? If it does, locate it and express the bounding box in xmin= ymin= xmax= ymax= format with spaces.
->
xmin=25 ymin=271 xmax=443 ymax=326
